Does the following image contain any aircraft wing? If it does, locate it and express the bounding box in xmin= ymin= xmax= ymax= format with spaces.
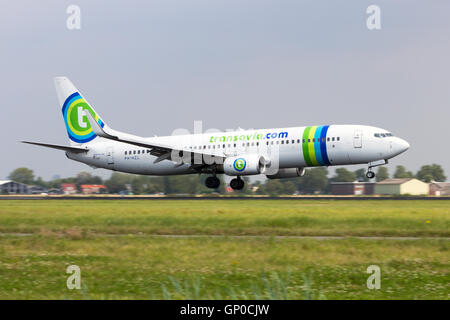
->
xmin=22 ymin=141 xmax=89 ymax=153
xmin=86 ymin=112 xmax=224 ymax=165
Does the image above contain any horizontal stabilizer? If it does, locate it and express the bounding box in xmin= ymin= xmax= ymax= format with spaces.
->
xmin=21 ymin=141 xmax=89 ymax=153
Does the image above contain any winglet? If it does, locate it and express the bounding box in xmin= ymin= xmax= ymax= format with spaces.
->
xmin=86 ymin=111 xmax=118 ymax=140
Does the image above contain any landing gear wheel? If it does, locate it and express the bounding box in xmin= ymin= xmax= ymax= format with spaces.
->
xmin=366 ymin=171 xmax=375 ymax=179
xmin=230 ymin=177 xmax=245 ymax=190
xmin=205 ymin=176 xmax=220 ymax=189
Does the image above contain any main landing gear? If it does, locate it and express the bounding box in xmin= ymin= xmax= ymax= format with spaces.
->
xmin=205 ymin=176 xmax=221 ymax=189
xmin=205 ymin=175 xmax=245 ymax=190
xmin=230 ymin=176 xmax=245 ymax=191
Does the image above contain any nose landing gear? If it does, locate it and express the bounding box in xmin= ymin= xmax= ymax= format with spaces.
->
xmin=205 ymin=176 xmax=220 ymax=189
xmin=366 ymin=170 xmax=375 ymax=179
xmin=366 ymin=159 xmax=388 ymax=179
xmin=230 ymin=176 xmax=245 ymax=190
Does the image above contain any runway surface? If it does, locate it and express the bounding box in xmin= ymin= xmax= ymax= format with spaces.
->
xmin=1 ymin=233 xmax=448 ymax=241
xmin=0 ymin=196 xmax=449 ymax=200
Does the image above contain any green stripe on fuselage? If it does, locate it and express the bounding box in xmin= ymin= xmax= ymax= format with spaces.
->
xmin=308 ymin=126 xmax=319 ymax=166
xmin=302 ymin=126 xmax=312 ymax=166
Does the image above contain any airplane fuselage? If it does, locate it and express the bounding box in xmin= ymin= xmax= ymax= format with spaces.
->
xmin=67 ymin=124 xmax=409 ymax=176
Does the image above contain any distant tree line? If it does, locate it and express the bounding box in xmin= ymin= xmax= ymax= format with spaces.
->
xmin=6 ymin=163 xmax=447 ymax=196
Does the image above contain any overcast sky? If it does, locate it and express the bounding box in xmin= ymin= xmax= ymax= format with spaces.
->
xmin=1 ymin=1 xmax=449 ymax=180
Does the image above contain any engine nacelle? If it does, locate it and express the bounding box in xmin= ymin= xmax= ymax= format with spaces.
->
xmin=223 ymin=155 xmax=267 ymax=176
xmin=266 ymin=167 xmax=306 ymax=179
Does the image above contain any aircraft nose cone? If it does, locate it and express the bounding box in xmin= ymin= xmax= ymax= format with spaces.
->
xmin=399 ymin=138 xmax=410 ymax=152
xmin=393 ymin=138 xmax=409 ymax=155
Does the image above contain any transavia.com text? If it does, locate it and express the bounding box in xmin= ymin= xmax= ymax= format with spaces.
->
xmin=180 ymin=304 xmax=270 ymax=318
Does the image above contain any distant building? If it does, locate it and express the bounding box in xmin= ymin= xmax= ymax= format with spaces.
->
xmin=0 ymin=180 xmax=29 ymax=194
xmin=374 ymin=178 xmax=429 ymax=195
xmin=429 ymin=182 xmax=450 ymax=196
xmin=27 ymin=185 xmax=47 ymax=194
xmin=330 ymin=182 xmax=375 ymax=195
xmin=61 ymin=183 xmax=77 ymax=195
xmin=80 ymin=185 xmax=107 ymax=194
xmin=47 ymin=188 xmax=63 ymax=195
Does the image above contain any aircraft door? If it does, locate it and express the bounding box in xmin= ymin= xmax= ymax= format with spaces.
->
xmin=353 ymin=130 xmax=362 ymax=148
xmin=106 ymin=146 xmax=114 ymax=165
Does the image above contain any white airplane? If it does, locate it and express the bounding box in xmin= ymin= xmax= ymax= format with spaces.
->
xmin=23 ymin=77 xmax=410 ymax=190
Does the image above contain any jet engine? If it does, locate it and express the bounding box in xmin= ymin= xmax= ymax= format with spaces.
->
xmin=223 ymin=154 xmax=267 ymax=176
xmin=266 ymin=167 xmax=306 ymax=179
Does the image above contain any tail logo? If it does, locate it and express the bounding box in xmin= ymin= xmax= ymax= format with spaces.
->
xmin=62 ymin=92 xmax=104 ymax=143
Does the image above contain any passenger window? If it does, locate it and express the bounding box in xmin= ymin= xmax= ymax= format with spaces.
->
xmin=327 ymin=137 xmax=330 ymax=142
xmin=286 ymin=140 xmax=289 ymax=144
xmin=281 ymin=140 xmax=284 ymax=144
xmin=332 ymin=137 xmax=335 ymax=141
xmin=297 ymin=139 xmax=300 ymax=143
xmin=234 ymin=143 xmax=237 ymax=147
xmin=125 ymin=151 xmax=127 ymax=155
xmin=256 ymin=142 xmax=259 ymax=146
xmin=133 ymin=150 xmax=136 ymax=154
xmin=308 ymin=139 xmax=310 ymax=143
xmin=276 ymin=141 xmax=279 ymax=144
xmin=337 ymin=137 xmax=340 ymax=141
xmin=374 ymin=133 xmax=380 ymax=138
xmin=266 ymin=141 xmax=269 ymax=145
xmin=380 ymin=134 xmax=386 ymax=138
xmin=302 ymin=139 xmax=305 ymax=143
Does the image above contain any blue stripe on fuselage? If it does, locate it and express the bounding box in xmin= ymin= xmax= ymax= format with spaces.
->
xmin=320 ymin=125 xmax=331 ymax=166
xmin=314 ymin=126 xmax=324 ymax=165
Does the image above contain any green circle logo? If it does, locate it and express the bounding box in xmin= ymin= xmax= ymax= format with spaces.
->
xmin=233 ymin=158 xmax=246 ymax=172
xmin=62 ymin=92 xmax=104 ymax=143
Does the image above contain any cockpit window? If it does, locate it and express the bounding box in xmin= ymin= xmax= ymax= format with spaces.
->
xmin=375 ymin=132 xmax=394 ymax=138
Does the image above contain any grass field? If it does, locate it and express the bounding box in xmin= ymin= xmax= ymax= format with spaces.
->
xmin=0 ymin=199 xmax=448 ymax=299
